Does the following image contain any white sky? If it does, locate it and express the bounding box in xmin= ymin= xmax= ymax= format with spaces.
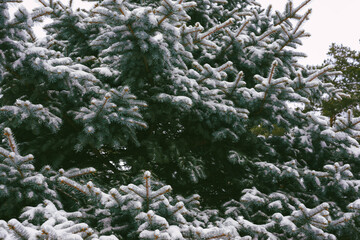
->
xmin=10 ymin=0 xmax=360 ymax=65
xmin=257 ymin=0 xmax=360 ymax=65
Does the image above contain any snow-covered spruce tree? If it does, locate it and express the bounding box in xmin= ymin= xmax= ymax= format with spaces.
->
xmin=77 ymin=0 xmax=246 ymax=197
xmin=37 ymin=0 xmax=100 ymax=64
xmin=0 ymin=126 xmax=359 ymax=238
xmin=0 ymin=127 xmax=98 ymax=221
xmin=2 ymin=0 xmax=360 ymax=239
xmin=0 ymin=0 xmax=147 ymax=184
xmin=32 ymin=169 xmax=360 ymax=239
xmin=0 ymin=127 xmax=52 ymax=220
xmin=5 ymin=160 xmax=360 ymax=239
xmin=56 ymin=170 xmax=250 ymax=239
xmin=0 ymin=200 xmax=118 ymax=240
xmin=81 ymin=0 xmax=360 ymax=238
xmin=82 ymin=0 xmax=360 ymax=206
xmin=0 ymin=128 xmax=117 ymax=238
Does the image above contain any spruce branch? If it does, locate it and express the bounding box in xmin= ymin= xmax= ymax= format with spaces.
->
xmin=170 ymin=202 xmax=184 ymax=216
xmin=235 ymin=19 xmax=249 ymax=38
xmin=0 ymin=0 xmax=22 ymax=2
xmin=26 ymin=29 xmax=37 ymax=42
xmin=229 ymin=71 xmax=244 ymax=96
xmin=293 ymin=8 xmax=312 ymax=34
xmin=37 ymin=0 xmax=47 ymax=7
xmin=56 ymin=1 xmax=66 ymax=10
xmin=331 ymin=215 xmax=351 ymax=226
xmin=185 ymin=19 xmax=234 ymax=48
xmin=158 ymin=11 xmax=173 ymax=25
xmin=4 ymin=65 xmax=22 ymax=80
xmin=267 ymin=60 xmax=278 ymax=85
xmin=59 ymin=177 xmax=89 ymax=195
xmin=149 ymin=186 xmax=171 ymax=200
xmin=280 ymin=24 xmax=291 ymax=39
xmin=7 ymin=219 xmax=30 ymax=239
xmin=32 ymin=9 xmax=52 ymax=20
xmin=265 ymin=4 xmax=272 ymax=17
xmin=197 ymin=61 xmax=232 ymax=83
xmin=95 ymin=92 xmax=111 ymax=117
xmin=223 ymin=19 xmax=249 ymax=53
xmin=278 ymin=29 xmax=305 ymax=51
xmin=206 ymin=233 xmax=227 ymax=239
xmin=257 ymin=28 xmax=278 ymax=42
xmin=199 ymin=18 xmax=234 ymax=41
xmin=4 ymin=128 xmax=18 ymax=154
xmin=307 ymin=65 xmax=334 ymax=83
xmin=274 ymin=0 xmax=311 ymax=26
xmin=145 ymin=171 xmax=150 ymax=211
xmin=334 ymin=110 xmax=360 ymax=133
xmin=65 ymin=168 xmax=96 ymax=179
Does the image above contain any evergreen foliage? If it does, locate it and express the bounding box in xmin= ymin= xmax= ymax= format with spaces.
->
xmin=1 ymin=0 xmax=360 ymax=239
xmin=0 ymin=0 xmax=147 ymax=181
xmin=321 ymin=43 xmax=360 ymax=124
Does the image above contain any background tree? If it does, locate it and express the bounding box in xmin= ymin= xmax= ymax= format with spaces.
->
xmin=321 ymin=43 xmax=360 ymax=125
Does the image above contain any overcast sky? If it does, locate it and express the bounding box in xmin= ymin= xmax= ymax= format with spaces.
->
xmin=11 ymin=0 xmax=360 ymax=65
xmin=257 ymin=0 xmax=360 ymax=65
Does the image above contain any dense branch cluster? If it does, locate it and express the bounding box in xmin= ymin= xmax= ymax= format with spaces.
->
xmin=1 ymin=0 xmax=360 ymax=239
